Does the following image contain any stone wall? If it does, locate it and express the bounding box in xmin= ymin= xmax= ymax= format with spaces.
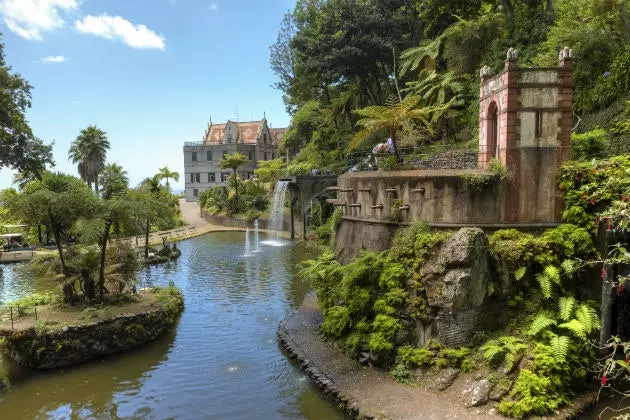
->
xmin=200 ymin=211 xmax=292 ymax=233
xmin=333 ymin=169 xmax=559 ymax=261
xmin=1 ymin=291 xmax=184 ymax=369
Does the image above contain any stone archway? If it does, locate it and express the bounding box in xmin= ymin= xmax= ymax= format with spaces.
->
xmin=485 ymin=101 xmax=498 ymax=164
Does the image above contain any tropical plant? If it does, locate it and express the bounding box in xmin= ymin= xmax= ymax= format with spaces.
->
xmin=68 ymin=125 xmax=110 ymax=194
xmin=528 ymin=296 xmax=600 ymax=362
xmin=100 ymin=163 xmax=129 ymax=199
xmin=157 ymin=166 xmax=180 ymax=189
xmin=10 ymin=172 xmax=95 ymax=303
xmin=351 ymin=95 xmax=432 ymax=160
xmin=218 ymin=152 xmax=251 ymax=198
xmin=481 ymin=336 xmax=528 ymax=371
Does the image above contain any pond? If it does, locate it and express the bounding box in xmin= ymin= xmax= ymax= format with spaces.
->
xmin=0 ymin=232 xmax=346 ymax=419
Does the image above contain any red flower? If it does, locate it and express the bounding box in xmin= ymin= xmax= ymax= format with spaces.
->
xmin=625 ymin=354 xmax=629 ymax=365
xmin=618 ymin=283 xmax=624 ymax=294
xmin=607 ymin=218 xmax=612 ymax=231
xmin=589 ymin=199 xmax=595 ymax=205
xmin=601 ymin=268 xmax=607 ymax=279
xmin=575 ymin=175 xmax=580 ymax=181
xmin=595 ymin=218 xmax=600 ymax=227
xmin=601 ymin=375 xmax=608 ymax=385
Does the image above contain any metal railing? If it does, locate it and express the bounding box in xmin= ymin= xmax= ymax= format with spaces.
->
xmin=345 ymin=145 xmax=480 ymax=172
xmin=0 ymin=304 xmax=38 ymax=331
xmin=184 ymin=141 xmax=204 ymax=147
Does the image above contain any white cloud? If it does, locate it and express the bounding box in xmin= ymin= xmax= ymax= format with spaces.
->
xmin=209 ymin=2 xmax=218 ymax=11
xmin=42 ymin=55 xmax=66 ymax=63
xmin=0 ymin=0 xmax=78 ymax=40
xmin=75 ymin=14 xmax=165 ymax=50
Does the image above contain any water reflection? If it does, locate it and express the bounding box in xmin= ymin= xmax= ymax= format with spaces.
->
xmin=0 ymin=232 xmax=344 ymax=419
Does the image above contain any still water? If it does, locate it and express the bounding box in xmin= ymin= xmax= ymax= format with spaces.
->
xmin=0 ymin=232 xmax=345 ymax=419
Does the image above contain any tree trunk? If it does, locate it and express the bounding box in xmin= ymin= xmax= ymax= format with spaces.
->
xmin=49 ymin=212 xmax=73 ymax=305
xmin=98 ymin=219 xmax=113 ymax=301
xmin=94 ymin=174 xmax=99 ymax=196
xmin=233 ymin=169 xmax=238 ymax=198
xmin=145 ymin=218 xmax=150 ymax=260
xmin=391 ymin=131 xmax=402 ymax=163
xmin=501 ymin=0 xmax=514 ymax=23
xmin=83 ymin=272 xmax=95 ymax=303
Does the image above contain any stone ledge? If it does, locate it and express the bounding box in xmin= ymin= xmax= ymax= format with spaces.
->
xmin=277 ymin=321 xmax=378 ymax=420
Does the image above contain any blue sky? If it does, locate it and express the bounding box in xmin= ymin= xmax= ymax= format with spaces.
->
xmin=0 ymin=0 xmax=295 ymax=190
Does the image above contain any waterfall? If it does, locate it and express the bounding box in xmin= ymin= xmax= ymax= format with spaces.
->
xmin=264 ymin=180 xmax=289 ymax=245
xmin=244 ymin=227 xmax=252 ymax=257
xmin=254 ymin=220 xmax=261 ymax=253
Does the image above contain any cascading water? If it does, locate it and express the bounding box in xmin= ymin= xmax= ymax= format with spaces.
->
xmin=263 ymin=180 xmax=289 ymax=246
xmin=254 ymin=220 xmax=261 ymax=253
xmin=244 ymin=227 xmax=252 ymax=257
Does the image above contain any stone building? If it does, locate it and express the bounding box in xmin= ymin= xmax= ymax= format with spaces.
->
xmin=182 ymin=119 xmax=286 ymax=201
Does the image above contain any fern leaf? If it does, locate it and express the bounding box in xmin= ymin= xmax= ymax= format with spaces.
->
xmin=536 ymin=272 xmax=552 ymax=299
xmin=558 ymin=296 xmax=576 ymax=322
xmin=559 ymin=319 xmax=587 ymax=341
xmin=544 ymin=265 xmax=561 ymax=286
xmin=575 ymin=304 xmax=601 ymax=334
xmin=481 ymin=340 xmax=504 ymax=362
xmin=514 ymin=267 xmax=527 ymax=281
xmin=549 ymin=334 xmax=571 ymax=363
xmin=528 ymin=311 xmax=557 ymax=336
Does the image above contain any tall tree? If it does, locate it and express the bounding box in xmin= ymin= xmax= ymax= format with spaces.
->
xmin=157 ymin=166 xmax=180 ymax=189
xmin=219 ymin=152 xmax=251 ymax=198
xmin=100 ymin=163 xmax=129 ymax=199
xmin=68 ymin=125 xmax=110 ymax=194
xmin=0 ymin=38 xmax=54 ymax=177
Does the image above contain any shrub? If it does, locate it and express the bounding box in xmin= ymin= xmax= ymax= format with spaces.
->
xmin=321 ymin=306 xmax=351 ymax=337
xmin=570 ymin=129 xmax=609 ymax=161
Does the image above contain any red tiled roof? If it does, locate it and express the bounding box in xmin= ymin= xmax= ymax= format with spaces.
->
xmin=204 ymin=120 xmax=288 ymax=146
xmin=205 ymin=120 xmax=263 ymax=145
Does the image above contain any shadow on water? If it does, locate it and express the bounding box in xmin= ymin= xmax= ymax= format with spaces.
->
xmin=0 ymin=232 xmax=346 ymax=419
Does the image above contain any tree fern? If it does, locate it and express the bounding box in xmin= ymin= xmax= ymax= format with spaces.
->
xmin=514 ymin=266 xmax=527 ymax=281
xmin=481 ymin=336 xmax=527 ymax=368
xmin=528 ymin=311 xmax=557 ymax=336
xmin=559 ymin=319 xmax=587 ymax=341
xmin=549 ymin=334 xmax=571 ymax=363
xmin=558 ymin=296 xmax=576 ymax=322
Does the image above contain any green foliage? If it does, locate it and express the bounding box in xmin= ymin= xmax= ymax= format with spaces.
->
xmin=498 ymin=369 xmax=566 ymax=418
xmin=389 ymin=363 xmax=412 ymax=384
xmin=460 ymin=173 xmax=491 ymax=191
xmin=321 ymin=306 xmax=352 ymax=337
xmin=7 ymin=292 xmax=60 ymax=308
xmin=397 ymin=345 xmax=433 ymax=368
xmin=481 ymin=336 xmax=528 ymax=371
xmin=570 ymin=129 xmax=609 ymax=161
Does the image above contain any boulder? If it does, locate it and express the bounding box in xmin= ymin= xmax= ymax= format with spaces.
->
xmin=462 ymin=379 xmax=491 ymax=407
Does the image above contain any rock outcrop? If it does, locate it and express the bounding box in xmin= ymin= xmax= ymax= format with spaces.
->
xmin=416 ymin=228 xmax=494 ymax=347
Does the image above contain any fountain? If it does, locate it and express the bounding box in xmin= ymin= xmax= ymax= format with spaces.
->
xmin=244 ymin=227 xmax=252 ymax=257
xmin=254 ymin=220 xmax=261 ymax=253
xmin=263 ymin=180 xmax=289 ymax=246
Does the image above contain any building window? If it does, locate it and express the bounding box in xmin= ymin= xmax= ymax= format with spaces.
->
xmin=271 ymin=152 xmax=275 ymax=159
xmin=263 ymin=134 xmax=267 ymax=144
xmin=195 ymin=173 xmax=201 ymax=183
xmin=535 ymin=110 xmax=543 ymax=138
xmin=264 ymin=152 xmax=269 ymax=160
xmin=248 ymin=150 xmax=253 ymax=160
xmin=193 ymin=188 xmax=199 ymax=197
xmin=208 ymin=173 xmax=215 ymax=182
xmin=189 ymin=173 xmax=194 ymax=183
xmin=207 ymin=151 xmax=212 ymax=161
xmin=192 ymin=151 xmax=197 ymax=162
xmin=221 ymin=172 xmax=230 ymax=182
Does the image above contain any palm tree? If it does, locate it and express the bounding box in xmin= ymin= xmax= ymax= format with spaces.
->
xmin=219 ymin=152 xmax=251 ymax=198
xmin=157 ymin=166 xmax=180 ymax=189
xmin=68 ymin=125 xmax=110 ymax=194
xmin=100 ymin=163 xmax=129 ymax=199
xmin=351 ymin=95 xmax=431 ymax=161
